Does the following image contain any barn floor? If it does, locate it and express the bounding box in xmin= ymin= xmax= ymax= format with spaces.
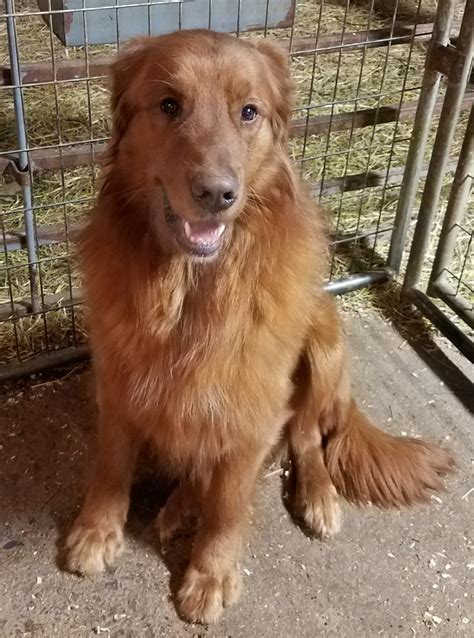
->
xmin=0 ymin=313 xmax=472 ymax=638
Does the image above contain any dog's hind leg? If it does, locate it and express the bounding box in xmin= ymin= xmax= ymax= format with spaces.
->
xmin=289 ymin=293 xmax=454 ymax=529
xmin=155 ymin=477 xmax=209 ymax=545
xmin=287 ymin=416 xmax=342 ymax=539
xmin=286 ymin=294 xmax=348 ymax=538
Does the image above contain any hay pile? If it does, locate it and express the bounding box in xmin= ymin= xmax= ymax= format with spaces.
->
xmin=0 ymin=0 xmax=471 ymax=363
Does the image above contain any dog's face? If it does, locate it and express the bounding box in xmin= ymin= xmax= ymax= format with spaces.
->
xmin=109 ymin=30 xmax=294 ymax=261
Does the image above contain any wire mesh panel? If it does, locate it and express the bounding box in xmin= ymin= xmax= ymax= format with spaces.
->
xmin=0 ymin=0 xmax=471 ymax=376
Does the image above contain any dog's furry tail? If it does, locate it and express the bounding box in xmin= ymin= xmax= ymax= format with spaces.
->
xmin=324 ymin=400 xmax=455 ymax=507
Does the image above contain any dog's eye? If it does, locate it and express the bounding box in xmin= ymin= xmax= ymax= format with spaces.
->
xmin=161 ymin=98 xmax=180 ymax=117
xmin=241 ymin=104 xmax=258 ymax=122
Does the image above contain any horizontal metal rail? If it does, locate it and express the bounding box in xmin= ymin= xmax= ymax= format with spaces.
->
xmin=404 ymin=287 xmax=474 ymax=363
xmin=0 ymin=20 xmax=461 ymax=88
xmin=1 ymin=95 xmax=472 ymax=178
xmin=0 ymin=345 xmax=90 ymax=382
xmin=0 ymin=289 xmax=81 ymax=320
xmin=429 ymin=279 xmax=474 ymax=330
xmin=0 ymin=157 xmax=461 ymax=257
xmin=0 ymin=269 xmax=392 ymax=380
xmin=0 ymin=266 xmax=392 ymax=323
xmin=324 ymin=270 xmax=391 ymax=295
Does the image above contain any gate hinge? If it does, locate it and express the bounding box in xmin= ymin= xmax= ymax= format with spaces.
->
xmin=429 ymin=42 xmax=468 ymax=82
xmin=5 ymin=157 xmax=32 ymax=187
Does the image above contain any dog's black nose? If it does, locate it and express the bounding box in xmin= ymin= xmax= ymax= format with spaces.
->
xmin=191 ymin=174 xmax=239 ymax=213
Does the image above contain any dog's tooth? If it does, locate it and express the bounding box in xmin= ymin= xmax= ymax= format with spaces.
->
xmin=184 ymin=221 xmax=192 ymax=239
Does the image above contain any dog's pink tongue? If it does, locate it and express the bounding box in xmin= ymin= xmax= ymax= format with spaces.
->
xmin=184 ymin=220 xmax=225 ymax=245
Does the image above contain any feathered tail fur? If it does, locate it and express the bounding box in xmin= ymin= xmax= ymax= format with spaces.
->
xmin=324 ymin=400 xmax=455 ymax=507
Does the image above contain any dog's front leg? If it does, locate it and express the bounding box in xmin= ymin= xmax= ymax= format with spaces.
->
xmin=177 ymin=445 xmax=265 ymax=623
xmin=64 ymin=401 xmax=138 ymax=576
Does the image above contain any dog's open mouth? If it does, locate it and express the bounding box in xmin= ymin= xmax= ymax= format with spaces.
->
xmin=166 ymin=210 xmax=226 ymax=257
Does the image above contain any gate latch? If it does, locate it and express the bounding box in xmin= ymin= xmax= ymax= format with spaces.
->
xmin=429 ymin=42 xmax=468 ymax=82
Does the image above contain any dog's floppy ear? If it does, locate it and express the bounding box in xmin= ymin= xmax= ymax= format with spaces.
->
xmin=254 ymin=39 xmax=294 ymax=143
xmin=109 ymin=38 xmax=150 ymax=144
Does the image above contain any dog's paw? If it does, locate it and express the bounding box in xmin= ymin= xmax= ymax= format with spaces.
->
xmin=295 ymin=484 xmax=342 ymax=539
xmin=65 ymin=521 xmax=124 ymax=576
xmin=177 ymin=564 xmax=242 ymax=623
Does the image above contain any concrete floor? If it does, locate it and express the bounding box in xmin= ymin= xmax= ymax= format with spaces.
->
xmin=1 ymin=314 xmax=472 ymax=637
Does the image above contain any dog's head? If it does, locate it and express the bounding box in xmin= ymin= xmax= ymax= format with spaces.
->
xmin=107 ymin=30 xmax=294 ymax=261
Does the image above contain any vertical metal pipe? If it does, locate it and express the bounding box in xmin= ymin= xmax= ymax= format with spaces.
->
xmin=387 ymin=0 xmax=456 ymax=274
xmin=428 ymin=104 xmax=474 ymax=293
xmin=403 ymin=0 xmax=474 ymax=292
xmin=5 ymin=0 xmax=39 ymax=312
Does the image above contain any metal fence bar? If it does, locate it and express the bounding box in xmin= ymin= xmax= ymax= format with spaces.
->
xmin=324 ymin=270 xmax=391 ymax=295
xmin=0 ymin=344 xmax=90 ymax=382
xmin=403 ymin=0 xmax=474 ymax=292
xmin=0 ymin=266 xmax=393 ymax=318
xmin=430 ymin=279 xmax=474 ymax=329
xmin=329 ymin=0 xmax=377 ymax=276
xmin=316 ymin=0 xmax=352 ymax=199
xmin=387 ymin=0 xmax=457 ymax=275
xmin=348 ymin=0 xmax=401 ymax=271
xmin=2 ymin=157 xmax=460 ymax=255
xmin=428 ymin=103 xmax=474 ymax=295
xmin=0 ymin=269 xmax=392 ymax=381
xmin=4 ymin=0 xmax=39 ymax=313
xmin=369 ymin=0 xmax=424 ymax=267
xmin=3 ymin=0 xmax=192 ymax=18
xmin=404 ymin=287 xmax=474 ymax=363
xmin=7 ymin=91 xmax=474 ymax=176
xmin=2 ymin=21 xmax=459 ymax=88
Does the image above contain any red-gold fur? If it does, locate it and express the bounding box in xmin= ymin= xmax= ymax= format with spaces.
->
xmin=65 ymin=30 xmax=454 ymax=623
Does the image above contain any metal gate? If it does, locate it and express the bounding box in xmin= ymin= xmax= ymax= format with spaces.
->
xmin=0 ymin=0 xmax=472 ymax=379
xmin=401 ymin=103 xmax=473 ymax=363
xmin=388 ymin=0 xmax=473 ymax=362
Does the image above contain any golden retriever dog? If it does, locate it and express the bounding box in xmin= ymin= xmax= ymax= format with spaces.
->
xmin=65 ymin=30 xmax=454 ymax=623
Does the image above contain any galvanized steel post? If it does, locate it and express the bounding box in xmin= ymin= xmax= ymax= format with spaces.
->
xmin=402 ymin=0 xmax=474 ymax=292
xmin=5 ymin=0 xmax=40 ymax=312
xmin=387 ymin=0 xmax=456 ymax=275
xmin=428 ymin=103 xmax=474 ymax=293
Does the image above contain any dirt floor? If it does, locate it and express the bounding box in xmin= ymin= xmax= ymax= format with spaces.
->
xmin=0 ymin=313 xmax=472 ymax=637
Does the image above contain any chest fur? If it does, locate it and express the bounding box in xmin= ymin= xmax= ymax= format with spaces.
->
xmin=84 ymin=205 xmax=320 ymax=463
